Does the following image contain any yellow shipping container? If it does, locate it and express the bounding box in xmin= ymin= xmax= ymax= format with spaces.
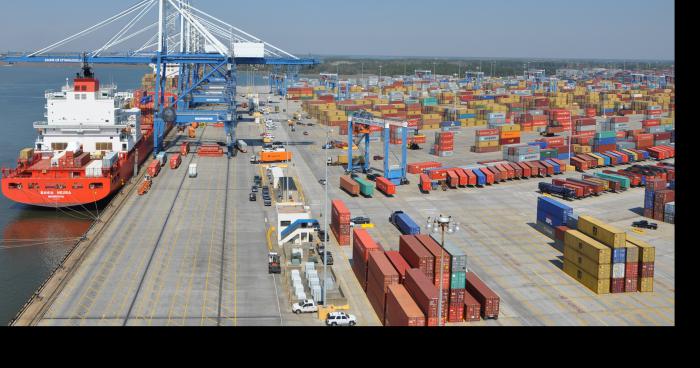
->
xmin=500 ymin=131 xmax=521 ymax=139
xmin=638 ymin=277 xmax=654 ymax=293
xmin=564 ymin=230 xmax=612 ymax=264
xmin=564 ymin=244 xmax=612 ymax=279
xmin=499 ymin=124 xmax=521 ymax=132
xmin=626 ymin=236 xmax=656 ymax=263
xmin=563 ymin=259 xmax=610 ymax=295
xmin=577 ymin=215 xmax=626 ymax=249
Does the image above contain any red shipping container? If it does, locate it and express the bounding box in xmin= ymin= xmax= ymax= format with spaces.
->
xmin=375 ymin=177 xmax=396 ymax=196
xmin=455 ymin=169 xmax=468 ymax=187
xmin=477 ymin=128 xmax=499 ymax=136
xmin=625 ymin=277 xmax=638 ymax=293
xmin=639 ymin=262 xmax=655 ymax=278
xmin=449 ymin=289 xmax=466 ymax=305
xmin=448 ymin=302 xmax=465 ymax=323
xmin=420 ymin=174 xmax=431 ymax=192
xmin=611 ymin=279 xmax=625 ymax=294
xmin=463 ymin=290 xmax=482 ymax=322
xmin=625 ymin=262 xmax=639 ymax=278
xmin=385 ymin=284 xmax=426 ymax=327
xmin=385 ymin=251 xmax=411 ymax=283
xmin=415 ymin=234 xmax=451 ymax=287
xmin=465 ymin=272 xmax=500 ymax=319
xmin=404 ymin=269 xmax=440 ymax=323
xmin=516 ymin=162 xmax=532 ymax=177
xmin=463 ymin=169 xmax=477 ymax=186
xmin=399 ymin=235 xmax=435 ymax=279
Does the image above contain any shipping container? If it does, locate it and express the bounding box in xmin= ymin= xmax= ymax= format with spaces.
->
xmin=577 ymin=215 xmax=626 ymax=248
xmin=399 ymin=235 xmax=435 ymax=279
xmin=385 ymin=284 xmax=426 ymax=326
xmin=564 ymin=230 xmax=612 ymax=264
xmin=404 ymin=269 xmax=441 ymax=325
xmin=340 ymin=175 xmax=360 ymax=196
xmin=463 ymin=290 xmax=481 ymax=322
xmin=465 ymin=272 xmax=500 ymax=319
xmin=563 ymin=259 xmax=610 ymax=294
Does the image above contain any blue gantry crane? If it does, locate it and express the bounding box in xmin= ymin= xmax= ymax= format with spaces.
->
xmin=346 ymin=111 xmax=409 ymax=185
xmin=0 ymin=0 xmax=319 ymax=158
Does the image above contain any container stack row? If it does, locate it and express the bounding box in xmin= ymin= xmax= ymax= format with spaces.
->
xmin=644 ymin=178 xmax=675 ymax=223
xmin=432 ymin=131 xmax=454 ymax=157
xmin=331 ymin=199 xmax=351 ymax=246
xmin=536 ymin=197 xmax=657 ymax=295
xmin=351 ymin=227 xmax=500 ymax=325
xmin=473 ymin=128 xmax=501 ymax=153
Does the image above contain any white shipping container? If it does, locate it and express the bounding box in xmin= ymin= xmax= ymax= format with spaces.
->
xmin=51 ymin=151 xmax=66 ymax=167
xmin=102 ymin=151 xmax=118 ymax=168
xmin=85 ymin=160 xmax=104 ymax=178
xmin=665 ymin=202 xmax=675 ymax=215
xmin=612 ymin=263 xmax=626 ymax=279
xmin=188 ymin=163 xmax=198 ymax=178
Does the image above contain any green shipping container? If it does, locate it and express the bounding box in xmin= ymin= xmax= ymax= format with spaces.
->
xmin=594 ymin=172 xmax=630 ymax=190
xmin=353 ymin=176 xmax=375 ymax=197
xmin=450 ymin=271 xmax=466 ymax=289
xmin=595 ymin=131 xmax=617 ymax=139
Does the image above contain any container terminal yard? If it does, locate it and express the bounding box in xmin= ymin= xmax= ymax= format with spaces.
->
xmin=1 ymin=1 xmax=674 ymax=326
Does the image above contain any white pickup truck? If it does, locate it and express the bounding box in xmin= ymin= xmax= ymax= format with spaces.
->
xmin=292 ymin=299 xmax=318 ymax=314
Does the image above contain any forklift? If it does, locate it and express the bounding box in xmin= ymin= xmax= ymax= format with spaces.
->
xmin=268 ymin=252 xmax=281 ymax=274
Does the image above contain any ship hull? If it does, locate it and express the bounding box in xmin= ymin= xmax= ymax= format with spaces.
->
xmin=2 ymin=129 xmax=160 ymax=208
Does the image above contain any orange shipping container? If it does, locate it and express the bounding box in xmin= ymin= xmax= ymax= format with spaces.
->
xmin=259 ymin=151 xmax=292 ymax=162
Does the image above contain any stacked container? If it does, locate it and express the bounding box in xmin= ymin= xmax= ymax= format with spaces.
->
xmin=499 ymin=124 xmax=521 ymax=146
xmin=644 ymin=179 xmax=666 ymax=220
xmin=577 ymin=216 xmax=627 ymax=293
xmin=465 ymin=272 xmax=500 ymax=319
xmin=404 ymin=269 xmax=442 ymax=326
xmin=474 ymin=128 xmax=500 ymax=153
xmin=415 ymin=235 xmax=450 ymax=320
xmin=331 ymin=200 xmax=351 ymax=246
xmin=563 ymin=230 xmax=612 ymax=294
xmin=628 ymin=236 xmax=656 ymax=293
xmin=593 ymin=131 xmax=617 ymax=153
xmin=351 ymin=228 xmax=382 ymax=291
xmin=385 ymin=284 xmax=426 ymax=326
xmin=432 ymin=131 xmax=454 ymax=157
xmin=502 ymin=143 xmax=540 ymax=162
xmin=536 ymin=196 xmax=574 ymax=239
xmin=366 ymin=252 xmax=400 ymax=323
xmin=399 ymin=235 xmax=435 ymax=280
xmin=442 ymin=237 xmax=468 ymax=322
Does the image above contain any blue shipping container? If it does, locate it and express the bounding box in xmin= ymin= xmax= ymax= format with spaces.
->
xmin=605 ymin=151 xmax=624 ymax=163
xmin=612 ymin=248 xmax=627 ymax=264
xmin=392 ymin=212 xmax=421 ymax=235
xmin=595 ymin=153 xmax=612 ymax=166
xmin=545 ymin=159 xmax=561 ymax=174
xmin=529 ymin=142 xmax=548 ymax=149
xmin=558 ymin=153 xmax=571 ymax=160
xmin=566 ymin=213 xmax=579 ymax=229
xmin=472 ymin=169 xmax=486 ymax=186
xmin=537 ymin=196 xmax=574 ymax=227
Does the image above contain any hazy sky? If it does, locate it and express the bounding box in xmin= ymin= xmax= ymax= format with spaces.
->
xmin=0 ymin=0 xmax=674 ymax=60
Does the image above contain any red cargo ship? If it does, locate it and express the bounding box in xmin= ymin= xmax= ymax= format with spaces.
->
xmin=2 ymin=65 xmax=172 ymax=208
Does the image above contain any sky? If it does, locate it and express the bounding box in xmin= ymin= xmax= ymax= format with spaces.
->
xmin=0 ymin=0 xmax=674 ymax=60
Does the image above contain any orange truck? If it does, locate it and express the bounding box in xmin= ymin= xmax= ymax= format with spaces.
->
xmin=138 ymin=177 xmax=152 ymax=195
xmin=259 ymin=151 xmax=292 ymax=163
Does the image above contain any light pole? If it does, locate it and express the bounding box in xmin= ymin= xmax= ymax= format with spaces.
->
xmin=426 ymin=215 xmax=460 ymax=326
xmin=379 ymin=65 xmax=383 ymax=96
xmin=322 ymin=125 xmax=330 ymax=305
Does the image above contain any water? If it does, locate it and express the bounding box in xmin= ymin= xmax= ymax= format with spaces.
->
xmin=0 ymin=64 xmax=150 ymax=325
